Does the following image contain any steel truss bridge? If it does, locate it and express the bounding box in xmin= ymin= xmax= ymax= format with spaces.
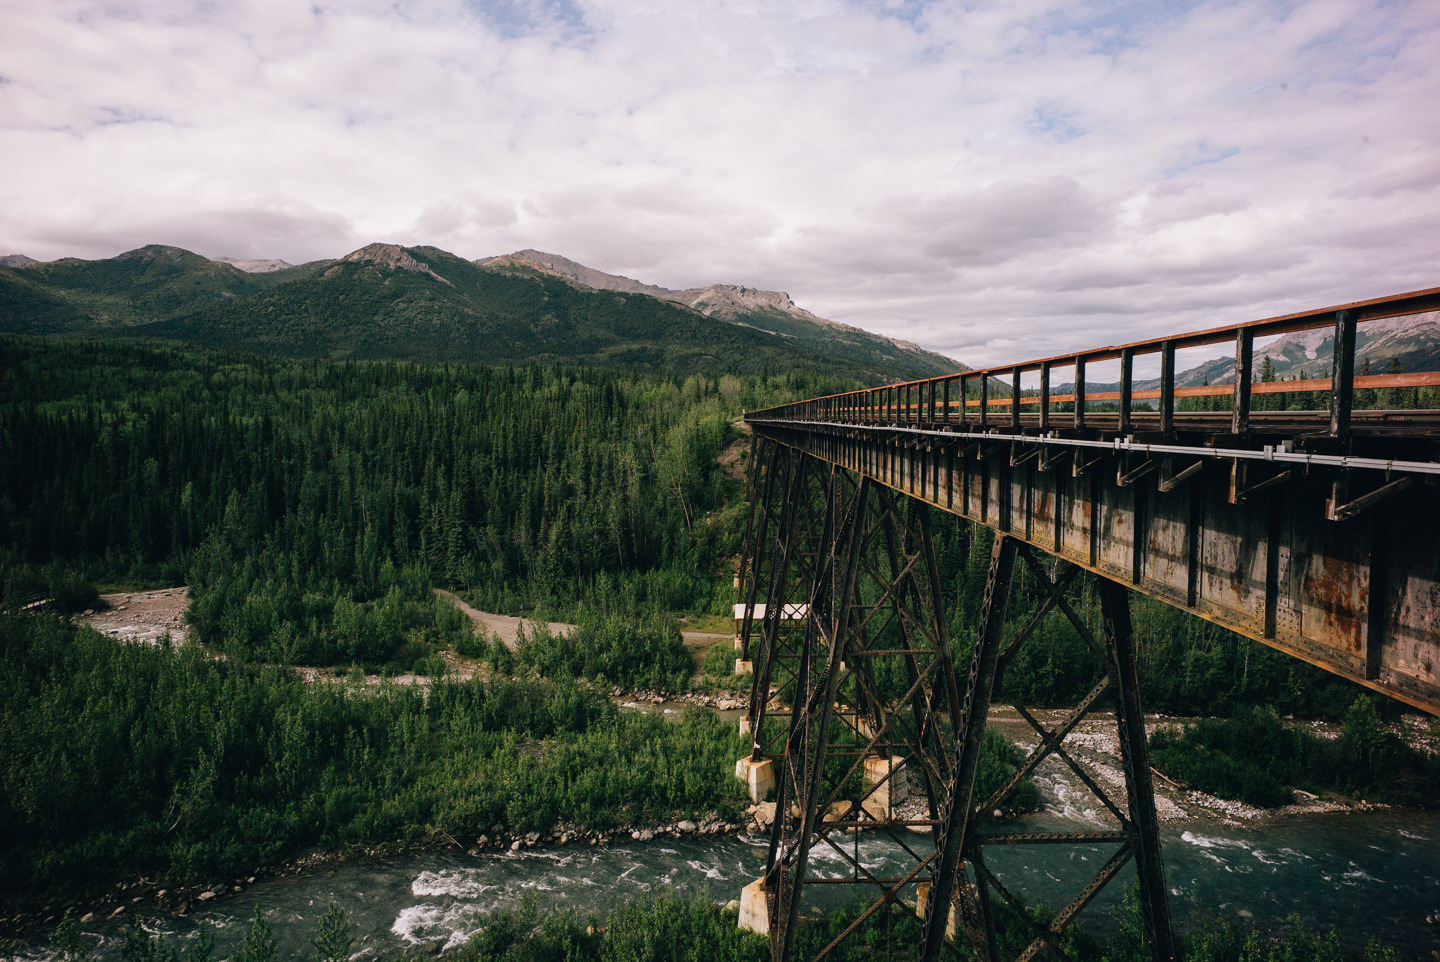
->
xmin=731 ymin=288 xmax=1440 ymax=962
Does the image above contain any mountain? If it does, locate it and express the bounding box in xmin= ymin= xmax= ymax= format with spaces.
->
xmin=479 ymin=249 xmax=965 ymax=378
xmin=0 ymin=242 xmax=957 ymax=380
xmin=1198 ymin=313 xmax=1440 ymax=383
xmin=128 ymin=244 xmax=923 ymax=378
xmin=0 ymin=255 xmax=38 ymax=268
xmin=0 ymin=244 xmax=307 ymax=333
xmin=212 ymin=256 xmax=297 ymax=273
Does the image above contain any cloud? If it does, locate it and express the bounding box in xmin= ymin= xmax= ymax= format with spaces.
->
xmin=0 ymin=0 xmax=1437 ymax=367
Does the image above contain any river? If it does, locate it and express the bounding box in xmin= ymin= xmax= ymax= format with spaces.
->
xmin=17 ymin=793 xmax=1440 ymax=959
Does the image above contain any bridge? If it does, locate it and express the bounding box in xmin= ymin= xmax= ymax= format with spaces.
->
xmin=730 ymin=288 xmax=1440 ymax=961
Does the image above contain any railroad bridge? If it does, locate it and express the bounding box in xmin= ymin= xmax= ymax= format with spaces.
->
xmin=730 ymin=289 xmax=1440 ymax=962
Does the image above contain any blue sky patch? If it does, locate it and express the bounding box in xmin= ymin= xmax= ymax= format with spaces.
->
xmin=464 ymin=0 xmax=591 ymax=41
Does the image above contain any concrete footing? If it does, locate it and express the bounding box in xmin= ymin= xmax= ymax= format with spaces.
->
xmin=735 ymin=756 xmax=775 ymax=803
xmin=738 ymin=878 xmax=769 ymax=934
xmin=738 ymin=716 xmax=752 ymax=737
xmin=914 ymin=882 xmax=960 ymax=941
xmin=861 ymin=755 xmax=909 ymax=819
xmin=735 ymin=659 xmax=753 ymax=675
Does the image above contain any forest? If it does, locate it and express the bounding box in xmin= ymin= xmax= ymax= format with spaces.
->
xmin=1 ymin=335 xmax=1435 ymax=960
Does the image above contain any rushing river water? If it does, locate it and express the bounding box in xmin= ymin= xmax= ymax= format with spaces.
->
xmin=13 ymin=708 xmax=1440 ymax=959
xmin=20 ymin=804 xmax=1440 ymax=960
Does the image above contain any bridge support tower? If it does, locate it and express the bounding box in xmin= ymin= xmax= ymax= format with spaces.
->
xmin=735 ymin=437 xmax=1174 ymax=962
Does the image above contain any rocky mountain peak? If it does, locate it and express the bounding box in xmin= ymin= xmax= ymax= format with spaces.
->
xmin=338 ymin=243 xmax=453 ymax=286
xmin=0 ymin=254 xmax=38 ymax=268
xmin=116 ymin=245 xmax=192 ymax=262
xmin=477 ymin=248 xmax=964 ymax=376
xmin=479 ymin=250 xmax=664 ymax=298
xmin=212 ymin=256 xmax=295 ymax=274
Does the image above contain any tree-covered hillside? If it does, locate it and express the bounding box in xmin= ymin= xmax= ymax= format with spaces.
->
xmin=0 ymin=244 xmax=945 ymax=379
xmin=0 ymin=245 xmax=305 ymax=332
xmin=0 ymin=338 xmax=853 ymax=652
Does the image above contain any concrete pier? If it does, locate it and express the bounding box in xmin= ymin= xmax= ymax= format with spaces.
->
xmin=734 ymin=756 xmax=775 ymax=803
xmin=738 ymin=878 xmax=769 ymax=934
xmin=861 ymin=755 xmax=909 ymax=819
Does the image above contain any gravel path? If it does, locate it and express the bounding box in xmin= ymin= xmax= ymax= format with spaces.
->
xmin=433 ymin=589 xmax=574 ymax=650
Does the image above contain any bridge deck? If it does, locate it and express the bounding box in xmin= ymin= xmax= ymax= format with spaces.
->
xmin=746 ymin=289 xmax=1440 ymax=715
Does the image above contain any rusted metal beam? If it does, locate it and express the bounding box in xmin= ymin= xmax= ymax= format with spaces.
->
xmin=752 ymin=420 xmax=1440 ymax=716
xmin=1099 ymin=578 xmax=1175 ymax=962
xmin=921 ymin=534 xmax=1017 ymax=962
xmin=1327 ymin=476 xmax=1416 ymax=522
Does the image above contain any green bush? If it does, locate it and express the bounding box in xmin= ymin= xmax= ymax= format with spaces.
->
xmin=518 ymin=612 xmax=694 ymax=692
xmin=1148 ymin=708 xmax=1296 ymax=808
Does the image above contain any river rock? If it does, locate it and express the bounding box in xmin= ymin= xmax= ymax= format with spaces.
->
xmin=511 ymin=841 xmax=523 ymax=851
xmin=421 ymin=940 xmax=440 ymax=955
xmin=677 ymin=820 xmax=698 ymax=833
xmin=79 ymin=913 xmax=94 ymax=923
xmin=209 ymin=883 xmax=227 ymax=895
xmin=198 ymin=891 xmax=215 ymax=902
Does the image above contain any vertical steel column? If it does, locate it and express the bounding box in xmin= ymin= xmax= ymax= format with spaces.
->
xmin=768 ymin=469 xmax=872 ymax=962
xmin=737 ymin=436 xmax=778 ymax=660
xmin=1099 ymin=579 xmax=1175 ymax=962
xmin=921 ymin=534 xmax=1018 ymax=962
xmin=746 ymin=446 xmax=812 ymax=758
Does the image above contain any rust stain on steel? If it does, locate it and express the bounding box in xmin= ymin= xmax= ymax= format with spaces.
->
xmin=1034 ymin=488 xmax=1053 ymax=527
xmin=1301 ymin=556 xmax=1366 ymax=653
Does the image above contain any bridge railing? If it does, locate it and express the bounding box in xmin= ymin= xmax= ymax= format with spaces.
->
xmin=750 ymin=288 xmax=1440 ymax=443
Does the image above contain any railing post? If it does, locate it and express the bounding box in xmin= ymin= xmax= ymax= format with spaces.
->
xmin=1119 ymin=348 xmax=1133 ymax=436
xmin=1330 ymin=309 xmax=1357 ymax=442
xmin=1012 ymin=366 xmax=1022 ymax=432
xmin=943 ymin=377 xmax=951 ymax=428
xmin=1074 ymin=357 xmax=1087 ymax=430
xmin=1232 ymin=328 xmax=1253 ymax=436
xmin=979 ymin=373 xmax=989 ymax=430
xmin=1039 ymin=363 xmax=1051 ymax=433
xmin=1159 ymin=340 xmax=1175 ymax=437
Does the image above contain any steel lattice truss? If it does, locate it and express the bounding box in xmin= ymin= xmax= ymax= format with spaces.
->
xmin=736 ymin=439 xmax=1174 ymax=962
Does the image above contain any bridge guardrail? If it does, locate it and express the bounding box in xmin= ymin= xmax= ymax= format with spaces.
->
xmin=747 ymin=287 xmax=1440 ymax=457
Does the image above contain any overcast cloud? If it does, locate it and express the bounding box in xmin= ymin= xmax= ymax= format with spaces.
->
xmin=2 ymin=0 xmax=1438 ymax=366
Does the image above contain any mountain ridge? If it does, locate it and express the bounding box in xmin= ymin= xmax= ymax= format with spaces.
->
xmin=478 ymin=249 xmax=964 ymax=378
xmin=0 ymin=241 xmax=946 ymax=381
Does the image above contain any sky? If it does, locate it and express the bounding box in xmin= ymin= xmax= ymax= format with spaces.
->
xmin=2 ymin=0 xmax=1438 ymax=368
